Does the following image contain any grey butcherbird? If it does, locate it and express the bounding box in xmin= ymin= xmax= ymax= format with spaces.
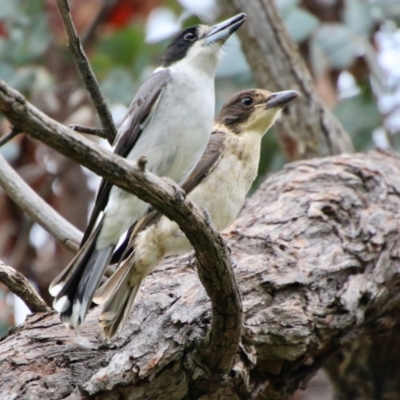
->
xmin=49 ymin=13 xmax=246 ymax=329
xmin=93 ymin=88 xmax=300 ymax=338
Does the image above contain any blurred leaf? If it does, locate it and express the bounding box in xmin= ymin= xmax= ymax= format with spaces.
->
xmin=309 ymin=38 xmax=329 ymax=79
xmin=275 ymin=0 xmax=300 ymax=19
xmin=343 ymin=0 xmax=374 ymax=36
xmin=0 ymin=0 xmax=51 ymax=64
xmin=0 ymin=320 xmax=9 ymax=338
xmin=91 ymin=53 xmax=114 ymax=78
xmin=0 ymin=0 xmax=19 ymax=19
xmin=0 ymin=63 xmax=36 ymax=93
xmin=0 ymin=62 xmax=14 ymax=82
xmin=0 ymin=140 xmax=20 ymax=161
xmin=284 ymin=7 xmax=320 ymax=43
xmin=145 ymin=6 xmax=181 ymax=43
xmin=361 ymin=38 xmax=386 ymax=89
xmin=313 ymin=23 xmax=359 ymax=69
xmin=8 ymin=19 xmax=51 ymax=64
xmin=334 ymin=94 xmax=381 ymax=150
xmin=96 ymin=26 xmax=146 ymax=68
xmin=216 ymin=35 xmax=250 ymax=78
xmin=373 ymin=3 xmax=400 ymax=24
xmin=100 ymin=67 xmax=136 ymax=105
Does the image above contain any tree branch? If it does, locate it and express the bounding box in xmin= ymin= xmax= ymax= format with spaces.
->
xmin=68 ymin=124 xmax=114 ymax=139
xmin=0 ymin=79 xmax=241 ymax=394
xmin=221 ymin=0 xmax=354 ymax=160
xmin=1 ymin=151 xmax=400 ymax=399
xmin=0 ymin=127 xmax=20 ymax=147
xmin=55 ymin=0 xmax=117 ymax=144
xmin=0 ymin=261 xmax=49 ymax=313
xmin=0 ymin=153 xmax=81 ymax=252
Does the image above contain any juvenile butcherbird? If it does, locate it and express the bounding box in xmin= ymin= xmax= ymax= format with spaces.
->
xmin=49 ymin=13 xmax=246 ymax=329
xmin=93 ymin=88 xmax=300 ymax=338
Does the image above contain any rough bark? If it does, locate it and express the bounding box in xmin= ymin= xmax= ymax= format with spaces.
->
xmin=324 ymin=332 xmax=400 ymax=400
xmin=221 ymin=0 xmax=354 ymax=160
xmin=0 ymin=261 xmax=49 ymax=313
xmin=1 ymin=151 xmax=400 ymax=399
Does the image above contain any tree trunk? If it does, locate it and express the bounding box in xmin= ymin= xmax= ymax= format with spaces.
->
xmin=2 ymin=151 xmax=400 ymax=399
xmin=221 ymin=0 xmax=354 ymax=160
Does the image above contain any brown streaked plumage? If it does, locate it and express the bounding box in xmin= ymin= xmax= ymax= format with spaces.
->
xmin=94 ymin=88 xmax=300 ymax=338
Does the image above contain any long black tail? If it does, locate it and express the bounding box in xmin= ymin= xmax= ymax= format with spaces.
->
xmin=50 ymin=218 xmax=115 ymax=328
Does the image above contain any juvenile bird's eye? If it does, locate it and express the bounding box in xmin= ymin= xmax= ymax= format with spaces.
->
xmin=241 ymin=97 xmax=253 ymax=107
xmin=184 ymin=33 xmax=197 ymax=42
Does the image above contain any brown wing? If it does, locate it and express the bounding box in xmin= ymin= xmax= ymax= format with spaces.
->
xmin=110 ymin=130 xmax=227 ymax=263
xmin=81 ymin=69 xmax=170 ymax=246
xmin=181 ymin=130 xmax=226 ymax=194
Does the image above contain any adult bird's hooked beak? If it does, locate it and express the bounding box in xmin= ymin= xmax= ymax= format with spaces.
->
xmin=205 ymin=13 xmax=246 ymax=45
xmin=265 ymin=90 xmax=300 ymax=109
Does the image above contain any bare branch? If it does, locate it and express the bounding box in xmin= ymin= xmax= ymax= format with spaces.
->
xmin=69 ymin=124 xmax=111 ymax=139
xmin=0 ymin=261 xmax=49 ymax=313
xmin=0 ymin=153 xmax=82 ymax=253
xmin=55 ymin=0 xmax=117 ymax=144
xmin=0 ymin=79 xmax=241 ymax=392
xmin=0 ymin=126 xmax=20 ymax=147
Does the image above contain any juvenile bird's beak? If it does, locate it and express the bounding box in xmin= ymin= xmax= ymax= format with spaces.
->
xmin=205 ymin=13 xmax=246 ymax=45
xmin=265 ymin=90 xmax=300 ymax=109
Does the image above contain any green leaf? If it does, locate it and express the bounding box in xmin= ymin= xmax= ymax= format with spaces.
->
xmin=0 ymin=0 xmax=19 ymax=19
xmin=284 ymin=7 xmax=320 ymax=43
xmin=100 ymin=67 xmax=137 ymax=105
xmin=334 ymin=94 xmax=381 ymax=150
xmin=216 ymin=35 xmax=250 ymax=78
xmin=343 ymin=0 xmax=374 ymax=36
xmin=276 ymin=0 xmax=300 ymax=19
xmin=313 ymin=24 xmax=359 ymax=69
xmin=96 ymin=27 xmax=146 ymax=68
xmin=0 ymin=62 xmax=36 ymax=93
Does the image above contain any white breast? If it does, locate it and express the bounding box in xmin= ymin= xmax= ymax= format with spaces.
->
xmin=127 ymin=64 xmax=215 ymax=185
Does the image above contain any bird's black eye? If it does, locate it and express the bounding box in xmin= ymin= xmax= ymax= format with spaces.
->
xmin=184 ymin=33 xmax=197 ymax=42
xmin=241 ymin=97 xmax=253 ymax=107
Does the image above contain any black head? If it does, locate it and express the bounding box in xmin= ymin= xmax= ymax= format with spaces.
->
xmin=160 ymin=26 xmax=200 ymax=68
xmin=159 ymin=14 xmax=246 ymax=69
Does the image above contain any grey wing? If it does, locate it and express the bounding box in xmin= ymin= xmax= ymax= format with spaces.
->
xmin=110 ymin=130 xmax=227 ymax=262
xmin=81 ymin=69 xmax=170 ymax=245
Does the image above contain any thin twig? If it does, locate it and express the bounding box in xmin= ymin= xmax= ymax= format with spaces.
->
xmin=0 ymin=261 xmax=49 ymax=313
xmin=70 ymin=124 xmax=111 ymax=139
xmin=0 ymin=152 xmax=82 ymax=253
xmin=55 ymin=0 xmax=117 ymax=144
xmin=0 ymin=127 xmax=20 ymax=147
